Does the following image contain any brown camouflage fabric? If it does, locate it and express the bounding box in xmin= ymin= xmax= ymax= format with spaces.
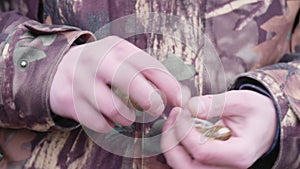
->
xmin=0 ymin=0 xmax=299 ymax=168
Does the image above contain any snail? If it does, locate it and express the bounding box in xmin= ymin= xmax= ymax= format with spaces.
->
xmin=192 ymin=118 xmax=231 ymax=141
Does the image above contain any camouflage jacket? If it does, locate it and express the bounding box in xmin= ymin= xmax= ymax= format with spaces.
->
xmin=0 ymin=0 xmax=299 ymax=168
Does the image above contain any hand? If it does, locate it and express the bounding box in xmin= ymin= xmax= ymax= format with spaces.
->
xmin=161 ymin=90 xmax=277 ymax=169
xmin=50 ymin=36 xmax=183 ymax=132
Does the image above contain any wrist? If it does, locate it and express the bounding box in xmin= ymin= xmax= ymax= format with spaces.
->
xmin=238 ymin=83 xmax=280 ymax=157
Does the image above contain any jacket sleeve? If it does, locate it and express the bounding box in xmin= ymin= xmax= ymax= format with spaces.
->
xmin=232 ymin=57 xmax=300 ymax=168
xmin=0 ymin=11 xmax=96 ymax=131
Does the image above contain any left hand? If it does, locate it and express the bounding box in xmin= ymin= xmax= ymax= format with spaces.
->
xmin=161 ymin=90 xmax=277 ymax=169
xmin=50 ymin=36 xmax=183 ymax=132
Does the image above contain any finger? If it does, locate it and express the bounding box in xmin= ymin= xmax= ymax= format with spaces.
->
xmin=95 ymin=38 xmax=184 ymax=107
xmin=143 ymin=68 xmax=186 ymax=106
xmin=187 ymin=94 xmax=245 ymax=139
xmin=108 ymin=63 xmax=165 ymax=116
xmin=163 ymin=145 xmax=231 ymax=169
xmin=161 ymin=108 xmax=182 ymax=152
xmin=164 ymin=145 xmax=194 ymax=169
xmin=95 ymin=40 xmax=166 ymax=116
xmin=175 ymin=113 xmax=252 ymax=168
xmin=125 ymin=51 xmax=184 ymax=107
xmin=188 ymin=91 xmax=250 ymax=119
xmin=162 ymin=109 xmax=240 ymax=169
xmin=73 ymin=99 xmax=113 ymax=133
xmin=161 ymin=108 xmax=194 ymax=169
xmin=95 ymin=81 xmax=136 ymax=126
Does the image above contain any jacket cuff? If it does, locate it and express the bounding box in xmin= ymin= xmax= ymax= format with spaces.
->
xmin=0 ymin=20 xmax=96 ymax=131
xmin=233 ymin=71 xmax=289 ymax=120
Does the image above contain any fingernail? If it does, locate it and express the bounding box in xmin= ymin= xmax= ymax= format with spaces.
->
xmin=164 ymin=108 xmax=181 ymax=130
xmin=188 ymin=98 xmax=205 ymax=116
xmin=176 ymin=84 xmax=191 ymax=106
xmin=168 ymin=108 xmax=181 ymax=124
xmin=147 ymin=91 xmax=165 ymax=116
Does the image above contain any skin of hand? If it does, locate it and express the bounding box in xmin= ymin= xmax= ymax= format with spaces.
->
xmin=50 ymin=36 xmax=184 ymax=133
xmin=161 ymin=90 xmax=277 ymax=169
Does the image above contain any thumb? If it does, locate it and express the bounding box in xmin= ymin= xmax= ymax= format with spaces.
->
xmin=187 ymin=96 xmax=210 ymax=119
xmin=187 ymin=93 xmax=228 ymax=119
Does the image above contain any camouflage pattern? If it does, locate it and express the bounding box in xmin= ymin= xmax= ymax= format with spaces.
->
xmin=0 ymin=0 xmax=299 ymax=168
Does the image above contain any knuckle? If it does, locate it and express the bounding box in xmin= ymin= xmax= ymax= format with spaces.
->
xmin=143 ymin=100 xmax=152 ymax=111
xmin=91 ymin=122 xmax=111 ymax=133
xmin=52 ymin=89 xmax=74 ymax=111
xmin=109 ymin=107 xmax=120 ymax=119
xmin=109 ymin=105 xmax=134 ymax=126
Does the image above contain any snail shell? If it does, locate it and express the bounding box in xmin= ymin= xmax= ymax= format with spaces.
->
xmin=196 ymin=125 xmax=231 ymax=141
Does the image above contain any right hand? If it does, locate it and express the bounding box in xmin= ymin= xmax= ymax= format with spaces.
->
xmin=50 ymin=36 xmax=183 ymax=132
xmin=161 ymin=90 xmax=277 ymax=169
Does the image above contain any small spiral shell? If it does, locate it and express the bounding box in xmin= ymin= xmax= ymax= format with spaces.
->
xmin=193 ymin=118 xmax=231 ymax=141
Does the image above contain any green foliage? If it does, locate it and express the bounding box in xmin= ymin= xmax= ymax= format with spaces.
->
xmin=162 ymin=53 xmax=196 ymax=81
xmin=146 ymin=119 xmax=166 ymax=137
